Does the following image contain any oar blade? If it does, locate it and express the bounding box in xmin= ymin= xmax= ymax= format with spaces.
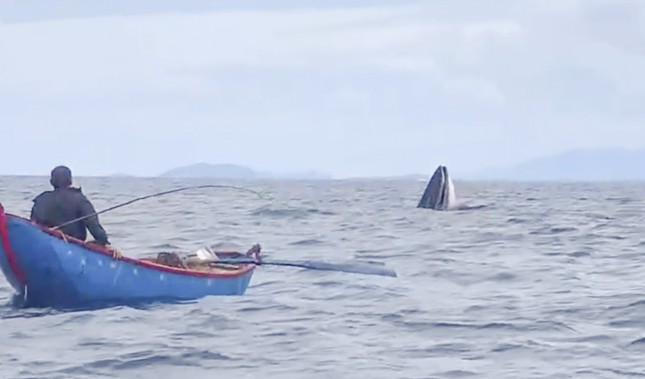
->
xmin=263 ymin=259 xmax=398 ymax=277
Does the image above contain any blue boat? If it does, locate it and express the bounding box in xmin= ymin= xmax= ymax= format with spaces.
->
xmin=0 ymin=203 xmax=260 ymax=309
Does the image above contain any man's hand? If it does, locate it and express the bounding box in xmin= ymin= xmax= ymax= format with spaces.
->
xmin=105 ymin=244 xmax=123 ymax=260
xmin=86 ymin=240 xmax=122 ymax=259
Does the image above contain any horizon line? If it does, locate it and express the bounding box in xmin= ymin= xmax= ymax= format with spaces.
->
xmin=2 ymin=173 xmax=645 ymax=183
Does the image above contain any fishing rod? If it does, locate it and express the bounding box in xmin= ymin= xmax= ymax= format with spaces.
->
xmin=53 ymin=184 xmax=272 ymax=230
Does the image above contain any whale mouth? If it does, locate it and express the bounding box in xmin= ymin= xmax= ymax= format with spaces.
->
xmin=417 ymin=165 xmax=487 ymax=211
xmin=417 ymin=164 xmax=455 ymax=210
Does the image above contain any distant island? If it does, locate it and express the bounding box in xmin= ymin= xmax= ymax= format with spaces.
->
xmin=105 ymin=147 xmax=645 ymax=182
xmin=463 ymin=147 xmax=645 ymax=181
xmin=159 ymin=163 xmax=332 ymax=180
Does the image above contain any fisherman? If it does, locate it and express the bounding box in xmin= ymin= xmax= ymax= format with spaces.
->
xmin=30 ymin=165 xmax=122 ymax=259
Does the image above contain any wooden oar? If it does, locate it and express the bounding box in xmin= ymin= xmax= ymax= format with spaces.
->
xmin=207 ymin=256 xmax=398 ymax=277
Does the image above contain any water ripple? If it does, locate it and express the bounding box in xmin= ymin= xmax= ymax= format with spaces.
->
xmin=1 ymin=178 xmax=644 ymax=378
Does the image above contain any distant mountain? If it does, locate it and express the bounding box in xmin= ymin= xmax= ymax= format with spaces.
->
xmin=159 ymin=163 xmax=332 ymax=180
xmin=468 ymin=148 xmax=645 ymax=181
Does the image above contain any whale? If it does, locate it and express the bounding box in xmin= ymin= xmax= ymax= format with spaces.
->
xmin=417 ymin=165 xmax=485 ymax=211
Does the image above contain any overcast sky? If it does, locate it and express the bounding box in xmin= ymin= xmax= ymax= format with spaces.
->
xmin=1 ymin=0 xmax=644 ymax=178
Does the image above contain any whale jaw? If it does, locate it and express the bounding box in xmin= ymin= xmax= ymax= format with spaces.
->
xmin=417 ymin=165 xmax=456 ymax=210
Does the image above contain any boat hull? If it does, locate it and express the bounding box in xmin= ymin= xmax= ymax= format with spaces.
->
xmin=0 ymin=205 xmax=258 ymax=309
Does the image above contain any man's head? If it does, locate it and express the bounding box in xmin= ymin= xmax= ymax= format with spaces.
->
xmin=50 ymin=165 xmax=73 ymax=189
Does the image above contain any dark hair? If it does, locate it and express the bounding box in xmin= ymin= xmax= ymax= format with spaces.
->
xmin=50 ymin=165 xmax=72 ymax=188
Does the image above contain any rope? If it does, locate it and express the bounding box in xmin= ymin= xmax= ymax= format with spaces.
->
xmin=52 ymin=184 xmax=273 ymax=230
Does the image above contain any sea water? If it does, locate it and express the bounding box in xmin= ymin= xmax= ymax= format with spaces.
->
xmin=1 ymin=176 xmax=644 ymax=378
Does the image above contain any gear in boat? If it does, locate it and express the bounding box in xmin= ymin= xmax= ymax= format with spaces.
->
xmin=141 ymin=244 xmax=261 ymax=273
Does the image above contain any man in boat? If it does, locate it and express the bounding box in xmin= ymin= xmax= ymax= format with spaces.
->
xmin=30 ymin=165 xmax=122 ymax=259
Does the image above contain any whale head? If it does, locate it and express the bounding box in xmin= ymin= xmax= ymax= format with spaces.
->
xmin=417 ymin=165 xmax=457 ymax=210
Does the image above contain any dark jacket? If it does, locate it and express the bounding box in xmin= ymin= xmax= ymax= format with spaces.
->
xmin=30 ymin=187 xmax=109 ymax=245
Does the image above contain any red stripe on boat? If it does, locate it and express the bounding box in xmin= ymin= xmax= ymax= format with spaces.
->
xmin=0 ymin=204 xmax=28 ymax=286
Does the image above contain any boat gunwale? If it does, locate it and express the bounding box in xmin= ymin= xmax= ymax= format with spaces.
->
xmin=3 ymin=212 xmax=259 ymax=280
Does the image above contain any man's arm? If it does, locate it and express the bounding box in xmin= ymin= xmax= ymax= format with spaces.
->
xmin=30 ymin=193 xmax=47 ymax=224
xmin=30 ymin=205 xmax=37 ymax=222
xmin=78 ymin=195 xmax=110 ymax=246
